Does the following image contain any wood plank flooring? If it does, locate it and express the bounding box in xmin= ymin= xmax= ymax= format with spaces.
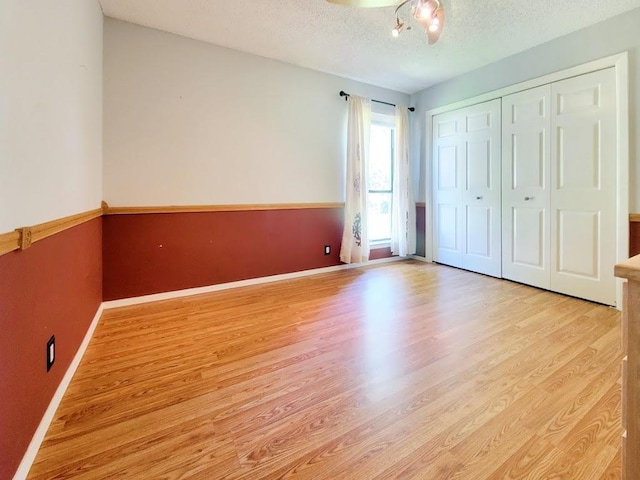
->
xmin=27 ymin=261 xmax=623 ymax=479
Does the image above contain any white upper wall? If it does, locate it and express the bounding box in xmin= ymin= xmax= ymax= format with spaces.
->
xmin=102 ymin=18 xmax=409 ymax=207
xmin=0 ymin=0 xmax=103 ymax=233
xmin=411 ymin=7 xmax=640 ymax=209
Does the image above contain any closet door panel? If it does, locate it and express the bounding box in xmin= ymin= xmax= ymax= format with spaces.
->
xmin=511 ymin=207 xmax=546 ymax=269
xmin=502 ymin=85 xmax=552 ymax=289
xmin=433 ymin=99 xmax=501 ymax=277
xmin=433 ymin=113 xmax=464 ymax=268
xmin=513 ymin=131 xmax=546 ymax=189
xmin=462 ymin=99 xmax=502 ymax=277
xmin=550 ymin=68 xmax=617 ymax=305
xmin=465 ymin=205 xmax=491 ymax=257
xmin=556 ymin=210 xmax=599 ymax=277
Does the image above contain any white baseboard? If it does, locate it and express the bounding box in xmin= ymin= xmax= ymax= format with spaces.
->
xmin=13 ymin=303 xmax=104 ymax=480
xmin=409 ymin=254 xmax=430 ymax=263
xmin=13 ymin=256 xmax=409 ymax=478
xmin=103 ymin=256 xmax=406 ymax=309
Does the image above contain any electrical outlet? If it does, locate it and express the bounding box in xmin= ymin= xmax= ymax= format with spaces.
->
xmin=324 ymin=245 xmax=331 ymax=255
xmin=46 ymin=336 xmax=55 ymax=372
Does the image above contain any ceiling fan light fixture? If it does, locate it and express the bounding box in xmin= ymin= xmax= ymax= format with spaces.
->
xmin=418 ymin=4 xmax=432 ymax=20
xmin=324 ymin=0 xmax=444 ymax=44
xmin=392 ymin=0 xmax=444 ymax=44
xmin=392 ymin=19 xmax=404 ymax=37
xmin=325 ymin=0 xmax=400 ymax=7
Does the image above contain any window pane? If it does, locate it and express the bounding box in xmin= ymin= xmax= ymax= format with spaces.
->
xmin=369 ymin=125 xmax=392 ymax=191
xmin=368 ymin=192 xmax=392 ymax=241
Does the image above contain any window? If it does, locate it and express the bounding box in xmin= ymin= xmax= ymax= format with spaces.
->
xmin=368 ymin=118 xmax=394 ymax=242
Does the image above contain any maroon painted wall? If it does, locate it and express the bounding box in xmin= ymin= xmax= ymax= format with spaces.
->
xmin=370 ymin=246 xmax=392 ymax=260
xmin=631 ymin=221 xmax=640 ymax=257
xmin=103 ymin=208 xmax=394 ymax=300
xmin=416 ymin=204 xmax=426 ymax=257
xmin=102 ymin=208 xmax=342 ymax=300
xmin=0 ymin=218 xmax=102 ymax=480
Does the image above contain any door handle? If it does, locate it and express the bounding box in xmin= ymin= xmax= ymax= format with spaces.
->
xmin=476 ymin=196 xmax=483 ymax=200
xmin=524 ymin=196 xmax=534 ymax=201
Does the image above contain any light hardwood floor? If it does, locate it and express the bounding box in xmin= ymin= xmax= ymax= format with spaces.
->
xmin=28 ymin=261 xmax=623 ymax=479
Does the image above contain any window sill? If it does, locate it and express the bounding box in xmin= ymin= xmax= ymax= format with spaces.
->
xmin=370 ymin=241 xmax=390 ymax=249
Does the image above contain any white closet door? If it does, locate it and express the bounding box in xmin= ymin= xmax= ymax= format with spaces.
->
xmin=433 ymin=110 xmax=464 ymax=268
xmin=550 ymin=68 xmax=617 ymax=305
xmin=502 ymin=85 xmax=552 ymax=289
xmin=433 ymin=99 xmax=502 ymax=277
xmin=462 ymin=100 xmax=502 ymax=277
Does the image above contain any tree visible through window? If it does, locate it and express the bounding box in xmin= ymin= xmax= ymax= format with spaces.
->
xmin=368 ymin=122 xmax=394 ymax=242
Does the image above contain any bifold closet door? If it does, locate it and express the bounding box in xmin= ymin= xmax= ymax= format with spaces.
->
xmin=433 ymin=99 xmax=502 ymax=277
xmin=550 ymin=68 xmax=617 ymax=306
xmin=502 ymin=85 xmax=552 ymax=290
xmin=503 ymin=68 xmax=617 ymax=305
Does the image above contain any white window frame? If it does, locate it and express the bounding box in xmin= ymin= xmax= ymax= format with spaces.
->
xmin=368 ymin=111 xmax=395 ymax=246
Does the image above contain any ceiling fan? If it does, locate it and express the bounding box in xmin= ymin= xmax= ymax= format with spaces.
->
xmin=326 ymin=0 xmax=445 ymax=45
xmin=326 ymin=0 xmax=398 ymax=6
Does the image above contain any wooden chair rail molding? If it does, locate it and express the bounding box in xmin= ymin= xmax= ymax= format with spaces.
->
xmin=0 ymin=208 xmax=103 ymax=256
xmin=0 ymin=200 xmax=505 ymax=256
xmin=101 ymin=202 xmax=346 ymax=215
xmin=0 ymin=202 xmax=346 ymax=256
xmin=0 ymin=231 xmax=20 ymax=256
xmin=630 ymin=214 xmax=640 ymax=223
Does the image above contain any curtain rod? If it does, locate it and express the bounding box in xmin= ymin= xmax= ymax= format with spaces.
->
xmin=339 ymin=91 xmax=415 ymax=112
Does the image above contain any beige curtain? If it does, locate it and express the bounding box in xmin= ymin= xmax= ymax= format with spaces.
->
xmin=340 ymin=95 xmax=371 ymax=264
xmin=391 ymin=105 xmax=416 ymax=256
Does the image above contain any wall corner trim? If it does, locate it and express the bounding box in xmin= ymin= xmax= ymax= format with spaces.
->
xmin=12 ymin=304 xmax=105 ymax=480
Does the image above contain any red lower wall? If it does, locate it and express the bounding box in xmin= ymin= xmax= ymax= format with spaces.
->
xmin=369 ymin=246 xmax=392 ymax=260
xmin=0 ymin=218 xmax=102 ymax=480
xmin=103 ymin=208 xmax=393 ymax=300
xmin=631 ymin=221 xmax=640 ymax=257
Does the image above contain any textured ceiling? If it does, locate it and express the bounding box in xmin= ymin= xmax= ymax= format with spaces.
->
xmin=98 ymin=0 xmax=640 ymax=94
